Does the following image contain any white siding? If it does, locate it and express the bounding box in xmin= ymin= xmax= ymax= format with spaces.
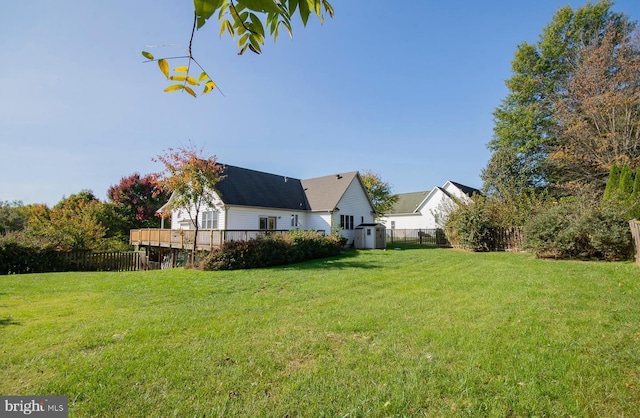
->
xmin=335 ymin=177 xmax=375 ymax=244
xmin=170 ymin=193 xmax=224 ymax=230
xmin=381 ymin=213 xmax=431 ymax=230
xmin=442 ymin=182 xmax=473 ymax=203
xmin=225 ymin=207 xmax=306 ymax=230
xmin=305 ymin=212 xmax=333 ymax=234
xmin=380 ymin=189 xmax=459 ymax=229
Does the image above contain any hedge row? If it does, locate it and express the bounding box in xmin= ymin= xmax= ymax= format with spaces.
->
xmin=203 ymin=231 xmax=347 ymax=270
xmin=0 ymin=241 xmax=68 ymax=275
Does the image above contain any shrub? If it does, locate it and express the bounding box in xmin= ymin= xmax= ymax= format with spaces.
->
xmin=0 ymin=233 xmax=68 ymax=274
xmin=524 ymin=197 xmax=632 ymax=260
xmin=203 ymin=231 xmax=346 ymax=271
xmin=444 ymin=201 xmax=494 ymax=251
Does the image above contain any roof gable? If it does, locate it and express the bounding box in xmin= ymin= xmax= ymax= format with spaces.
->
xmin=301 ymin=171 xmax=361 ymax=211
xmin=445 ymin=181 xmax=481 ymax=198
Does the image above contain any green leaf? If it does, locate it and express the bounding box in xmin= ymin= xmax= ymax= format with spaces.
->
xmin=141 ymin=51 xmax=154 ymax=60
xmin=236 ymin=0 xmax=281 ymax=13
xmin=174 ymin=66 xmax=189 ymax=73
xmin=164 ymin=84 xmax=184 ymax=93
xmin=298 ymin=0 xmax=310 ymax=26
xmin=249 ymin=13 xmax=265 ymax=37
xmin=219 ymin=19 xmax=234 ymax=38
xmin=248 ymin=44 xmax=260 ymax=54
xmin=184 ymin=86 xmax=197 ymax=98
xmin=288 ymin=0 xmax=299 ymax=16
xmin=158 ymin=59 xmax=170 ymax=79
xmin=249 ymin=34 xmax=263 ymax=52
xmin=238 ymin=33 xmax=249 ymax=48
xmin=323 ymin=0 xmax=334 ymax=18
xmin=194 ymin=0 xmax=224 ymax=29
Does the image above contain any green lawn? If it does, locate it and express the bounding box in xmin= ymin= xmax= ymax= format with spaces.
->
xmin=1 ymin=248 xmax=639 ymax=417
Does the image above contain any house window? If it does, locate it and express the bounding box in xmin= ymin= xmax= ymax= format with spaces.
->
xmin=391 ymin=221 xmax=396 ymax=230
xmin=201 ymin=210 xmax=218 ymax=229
xmin=366 ymin=228 xmax=372 ymax=236
xmin=260 ymin=216 xmax=277 ymax=230
xmin=291 ymin=214 xmax=299 ymax=227
xmin=340 ymin=215 xmax=354 ymax=230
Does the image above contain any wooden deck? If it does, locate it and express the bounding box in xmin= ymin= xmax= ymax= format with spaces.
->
xmin=130 ymin=229 xmax=294 ymax=250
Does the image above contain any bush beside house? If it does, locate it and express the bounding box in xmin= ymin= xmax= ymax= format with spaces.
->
xmin=203 ymin=231 xmax=346 ymax=270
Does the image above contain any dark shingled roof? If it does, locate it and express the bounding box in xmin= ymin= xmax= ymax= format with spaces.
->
xmin=216 ymin=165 xmax=310 ymax=210
xmin=448 ymin=181 xmax=481 ymax=197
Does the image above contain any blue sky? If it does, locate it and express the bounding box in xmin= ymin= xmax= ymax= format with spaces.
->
xmin=2 ymin=1 xmax=639 ymax=206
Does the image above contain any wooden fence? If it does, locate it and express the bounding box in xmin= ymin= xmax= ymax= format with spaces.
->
xmin=630 ymin=220 xmax=640 ymax=265
xmin=485 ymin=227 xmax=525 ymax=252
xmin=59 ymin=250 xmax=146 ymax=272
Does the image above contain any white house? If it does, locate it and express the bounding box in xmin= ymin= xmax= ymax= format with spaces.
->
xmin=379 ymin=181 xmax=480 ymax=230
xmin=159 ymin=164 xmax=377 ymax=245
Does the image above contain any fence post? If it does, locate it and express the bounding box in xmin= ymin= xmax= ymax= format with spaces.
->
xmin=630 ymin=220 xmax=640 ymax=266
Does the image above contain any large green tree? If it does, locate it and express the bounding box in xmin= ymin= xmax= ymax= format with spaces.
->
xmin=0 ymin=201 xmax=28 ymax=235
xmin=482 ymin=0 xmax=636 ymax=197
xmin=360 ymin=170 xmax=398 ymax=220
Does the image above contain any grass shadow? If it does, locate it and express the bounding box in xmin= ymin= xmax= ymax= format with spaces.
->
xmin=0 ymin=317 xmax=20 ymax=327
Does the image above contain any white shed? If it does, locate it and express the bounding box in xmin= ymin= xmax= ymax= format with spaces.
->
xmin=353 ymin=223 xmax=386 ymax=249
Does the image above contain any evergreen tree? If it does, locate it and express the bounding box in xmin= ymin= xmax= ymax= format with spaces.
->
xmin=603 ymin=163 xmax=620 ymax=201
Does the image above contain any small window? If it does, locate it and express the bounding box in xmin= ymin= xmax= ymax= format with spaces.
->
xmin=391 ymin=221 xmax=396 ymax=230
xmin=291 ymin=214 xmax=299 ymax=227
xmin=366 ymin=228 xmax=372 ymax=236
xmin=201 ymin=210 xmax=217 ymax=229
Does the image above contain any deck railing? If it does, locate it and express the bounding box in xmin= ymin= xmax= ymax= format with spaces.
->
xmin=130 ymin=229 xmax=295 ymax=250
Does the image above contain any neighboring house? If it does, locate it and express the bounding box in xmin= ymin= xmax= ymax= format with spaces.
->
xmin=158 ymin=164 xmax=377 ymax=245
xmin=379 ymin=181 xmax=480 ymax=230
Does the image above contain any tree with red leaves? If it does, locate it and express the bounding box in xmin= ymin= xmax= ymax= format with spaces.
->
xmin=107 ymin=173 xmax=170 ymax=230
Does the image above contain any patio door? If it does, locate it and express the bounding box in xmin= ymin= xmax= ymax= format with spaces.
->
xmin=260 ymin=216 xmax=277 ymax=230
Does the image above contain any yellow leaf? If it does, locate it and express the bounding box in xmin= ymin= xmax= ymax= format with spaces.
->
xmin=184 ymin=86 xmax=197 ymax=98
xmin=169 ymin=75 xmax=187 ymax=81
xmin=174 ymin=66 xmax=189 ymax=73
xmin=186 ymin=77 xmax=200 ymax=86
xmin=164 ymin=84 xmax=184 ymax=92
xmin=158 ymin=59 xmax=170 ymax=79
xmin=203 ymin=80 xmax=216 ymax=94
xmin=198 ymin=71 xmax=209 ymax=82
xmin=142 ymin=51 xmax=154 ymax=60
